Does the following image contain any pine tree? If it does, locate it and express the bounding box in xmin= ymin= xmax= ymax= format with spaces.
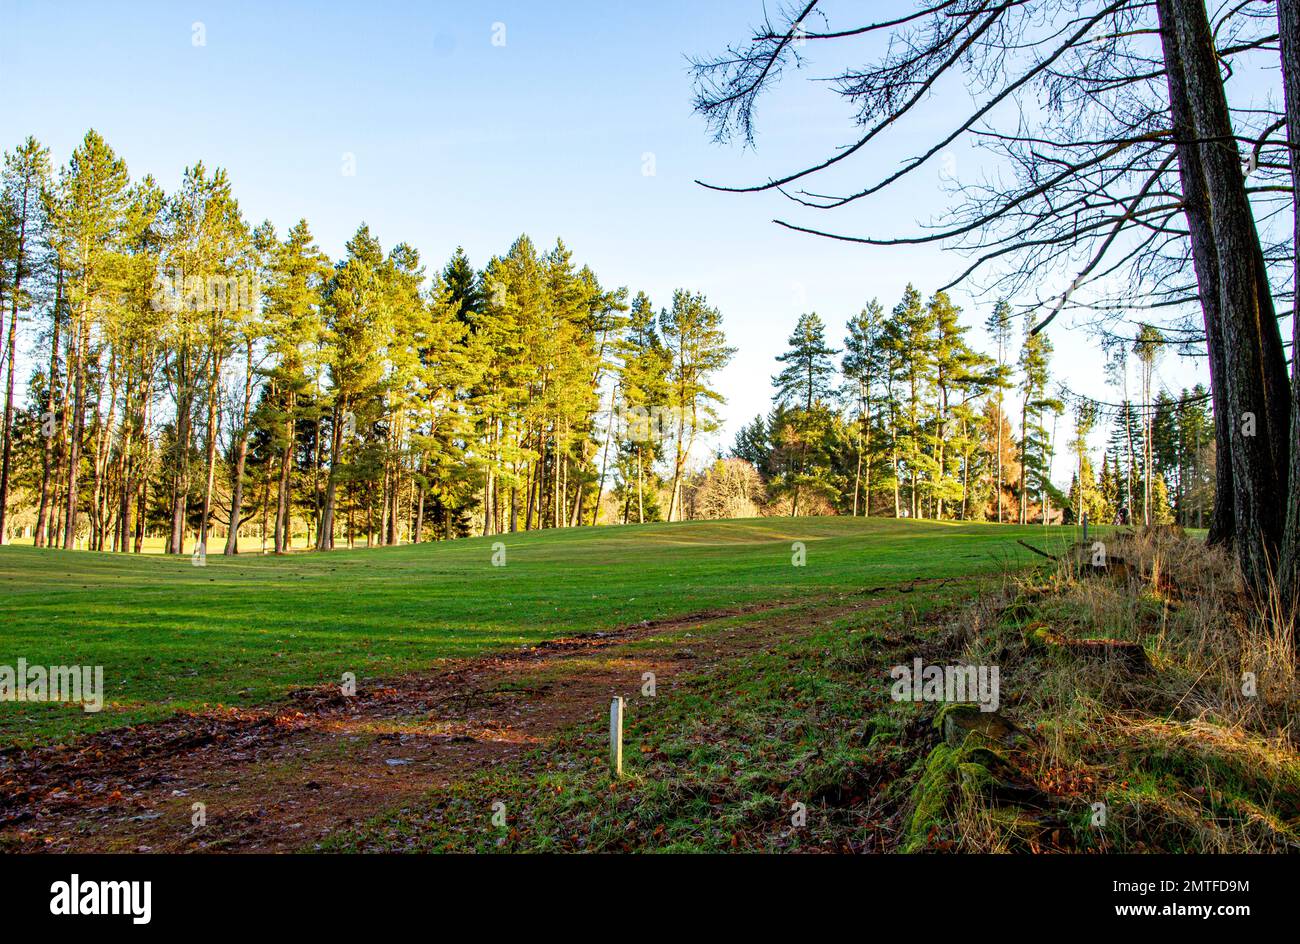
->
xmin=772 ymin=311 xmax=838 ymax=516
xmin=1174 ymin=386 xmax=1214 ymax=527
xmin=1104 ymin=401 xmax=1144 ymax=524
xmin=409 ymin=267 xmax=474 ymax=541
xmin=617 ymin=291 xmax=670 ymax=523
xmin=1070 ymin=400 xmax=1099 ymax=526
xmin=318 ymin=225 xmax=387 ymax=549
xmin=843 ymin=300 xmax=884 ymax=516
xmin=984 ymin=299 xmax=1015 ymax=522
xmin=1133 ymin=324 xmax=1163 ymax=524
xmin=259 ymin=220 xmax=327 ymax=551
xmin=1098 ymin=453 xmax=1119 ymax=524
xmin=1016 ymin=316 xmax=1056 ymax=523
xmin=731 ymin=414 xmax=769 ymax=473
xmin=112 ymin=174 xmax=168 ymax=553
xmin=441 ymin=247 xmax=483 ymax=327
xmin=46 ymin=130 xmax=129 ymax=549
xmin=884 ymin=284 xmax=935 ymax=518
xmin=929 ymin=291 xmax=986 ymax=519
xmin=0 ymin=137 xmax=50 ymax=544
xmin=1067 ymin=454 xmax=1105 ymax=524
xmin=475 ymin=236 xmax=537 ymax=532
xmin=1151 ymin=473 xmax=1175 ymax=525
xmin=661 ymin=289 xmax=734 ymax=522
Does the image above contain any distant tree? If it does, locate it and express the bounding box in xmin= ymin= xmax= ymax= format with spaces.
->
xmin=258 ymin=220 xmax=327 ymax=552
xmin=1070 ymin=400 xmax=1100 ymax=527
xmin=0 ymin=137 xmax=50 ymax=544
xmin=45 ymin=130 xmax=129 ymax=548
xmin=617 ymin=291 xmax=670 ymax=523
xmin=772 ymin=311 xmax=838 ymax=516
xmin=773 ymin=312 xmax=838 ymax=410
xmin=883 ymin=285 xmax=934 ymax=518
xmin=318 ymin=226 xmax=387 ymax=549
xmin=1098 ymin=453 xmax=1119 ymax=525
xmin=1067 ymin=454 xmax=1105 ymax=526
xmin=984 ymin=300 xmax=1015 ymax=524
xmin=842 ymin=300 xmax=883 ymax=516
xmin=694 ymin=457 xmax=764 ymax=519
xmin=929 ymin=290 xmax=985 ymax=519
xmin=1133 ymin=324 xmax=1163 ymax=525
xmin=1016 ymin=317 xmax=1057 ymax=524
xmin=731 ymin=413 xmax=769 ymax=475
xmin=441 ymin=246 xmax=483 ymax=327
xmin=1151 ymin=473 xmax=1175 ymax=525
xmin=660 ymin=290 xmax=734 ymax=522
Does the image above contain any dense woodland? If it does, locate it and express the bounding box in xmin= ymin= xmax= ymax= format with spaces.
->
xmin=0 ymin=131 xmax=738 ymax=552
xmin=721 ymin=299 xmax=1213 ymax=528
xmin=0 ymin=129 xmax=1212 ymax=553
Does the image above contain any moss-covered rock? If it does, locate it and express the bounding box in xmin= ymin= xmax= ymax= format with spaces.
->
xmin=903 ymin=743 xmax=961 ymax=852
xmin=937 ymin=703 xmax=1033 ymax=750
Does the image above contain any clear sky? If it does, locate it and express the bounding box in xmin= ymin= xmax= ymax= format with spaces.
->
xmin=5 ymin=0 xmax=1220 ymax=484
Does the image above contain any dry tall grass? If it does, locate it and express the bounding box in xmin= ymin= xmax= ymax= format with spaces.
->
xmin=940 ymin=527 xmax=1299 ymax=852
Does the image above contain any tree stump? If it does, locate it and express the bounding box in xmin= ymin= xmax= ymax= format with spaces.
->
xmin=1044 ymin=633 xmax=1151 ymax=673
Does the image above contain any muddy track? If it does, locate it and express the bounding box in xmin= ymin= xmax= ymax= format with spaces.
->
xmin=0 ymin=593 xmax=886 ymax=853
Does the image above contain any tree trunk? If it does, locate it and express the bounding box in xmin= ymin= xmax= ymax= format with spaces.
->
xmin=168 ymin=351 xmax=193 ymax=555
xmin=415 ymin=479 xmax=426 ymax=544
xmin=198 ymin=360 xmax=221 ymax=551
xmin=33 ymin=271 xmax=62 ymax=548
xmin=592 ymin=388 xmax=615 ymax=526
xmin=0 ymin=195 xmax=29 ymax=544
xmin=318 ymin=404 xmax=344 ymax=551
xmin=275 ymin=390 xmax=296 ymax=553
xmin=636 ymin=445 xmax=645 ymax=523
xmin=1161 ymin=0 xmax=1291 ymax=599
xmin=1276 ymin=0 xmax=1300 ymax=613
xmin=995 ymin=391 xmax=1004 ymax=523
xmin=1019 ymin=396 xmax=1028 ymax=525
xmin=63 ymin=304 xmax=89 ymax=548
xmin=224 ymin=340 xmax=255 ymax=555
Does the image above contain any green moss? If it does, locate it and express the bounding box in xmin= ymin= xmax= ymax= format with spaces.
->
xmin=903 ymin=744 xmax=961 ymax=852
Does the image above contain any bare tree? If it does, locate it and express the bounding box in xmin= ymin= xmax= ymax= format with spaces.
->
xmin=691 ymin=0 xmax=1297 ymax=608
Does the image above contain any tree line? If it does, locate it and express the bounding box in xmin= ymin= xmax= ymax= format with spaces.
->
xmin=723 ymin=291 xmax=1214 ymax=528
xmin=0 ymin=131 xmax=735 ymax=552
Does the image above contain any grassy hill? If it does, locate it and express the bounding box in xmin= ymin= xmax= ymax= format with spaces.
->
xmin=0 ymin=518 xmax=1081 ymax=745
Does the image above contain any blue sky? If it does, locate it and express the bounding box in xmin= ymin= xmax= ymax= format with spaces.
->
xmin=5 ymin=0 xmax=1219 ymax=483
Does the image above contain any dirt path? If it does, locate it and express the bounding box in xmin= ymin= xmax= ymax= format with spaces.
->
xmin=0 ymin=595 xmax=872 ymax=853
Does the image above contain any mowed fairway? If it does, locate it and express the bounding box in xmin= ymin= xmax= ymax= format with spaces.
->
xmin=0 ymin=518 xmax=1083 ymax=745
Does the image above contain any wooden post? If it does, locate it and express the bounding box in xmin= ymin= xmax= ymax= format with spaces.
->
xmin=609 ymin=696 xmax=624 ymax=777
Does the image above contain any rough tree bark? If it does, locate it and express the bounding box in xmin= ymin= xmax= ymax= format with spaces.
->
xmin=1159 ymin=0 xmax=1292 ymax=599
xmin=1277 ymin=0 xmax=1300 ymax=615
xmin=62 ymin=299 xmax=89 ymax=549
xmin=224 ymin=338 xmax=256 ymax=555
xmin=33 ymin=267 xmax=63 ymax=547
xmin=317 ymin=402 xmax=345 ymax=551
xmin=1154 ymin=10 xmax=1236 ymax=547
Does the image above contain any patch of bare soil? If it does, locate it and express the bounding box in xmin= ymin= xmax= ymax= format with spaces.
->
xmin=0 ymin=596 xmax=870 ymax=853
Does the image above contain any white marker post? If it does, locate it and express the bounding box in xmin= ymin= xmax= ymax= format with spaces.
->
xmin=609 ymin=696 xmax=624 ymax=777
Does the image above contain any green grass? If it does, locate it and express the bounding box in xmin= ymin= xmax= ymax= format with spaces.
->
xmin=326 ymin=583 xmax=973 ymax=853
xmin=0 ymin=517 xmax=1086 ymax=745
xmin=325 ymin=528 xmax=1299 ymax=855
